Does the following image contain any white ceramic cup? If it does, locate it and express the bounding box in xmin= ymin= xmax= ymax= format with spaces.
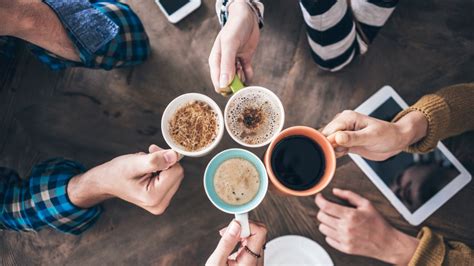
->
xmin=161 ymin=93 xmax=225 ymax=157
xmin=224 ymin=86 xmax=285 ymax=148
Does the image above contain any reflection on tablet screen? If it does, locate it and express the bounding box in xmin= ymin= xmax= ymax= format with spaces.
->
xmin=365 ymin=98 xmax=460 ymax=213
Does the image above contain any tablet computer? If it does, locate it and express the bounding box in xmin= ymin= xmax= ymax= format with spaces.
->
xmin=349 ymin=86 xmax=471 ymax=225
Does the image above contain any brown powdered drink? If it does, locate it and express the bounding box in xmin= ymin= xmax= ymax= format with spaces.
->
xmin=169 ymin=100 xmax=218 ymax=152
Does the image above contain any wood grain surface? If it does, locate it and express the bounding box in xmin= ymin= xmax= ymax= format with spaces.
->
xmin=1 ymin=0 xmax=473 ymax=265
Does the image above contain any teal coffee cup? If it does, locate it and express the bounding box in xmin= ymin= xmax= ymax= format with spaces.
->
xmin=204 ymin=148 xmax=268 ymax=237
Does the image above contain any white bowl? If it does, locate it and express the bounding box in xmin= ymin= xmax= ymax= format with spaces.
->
xmin=224 ymin=86 xmax=285 ymax=148
xmin=161 ymin=93 xmax=224 ymax=157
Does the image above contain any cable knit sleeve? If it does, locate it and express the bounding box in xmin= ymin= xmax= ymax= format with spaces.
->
xmin=393 ymin=83 xmax=474 ymax=153
xmin=408 ymin=227 xmax=473 ymax=266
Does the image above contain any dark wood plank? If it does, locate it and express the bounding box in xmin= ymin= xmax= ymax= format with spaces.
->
xmin=1 ymin=0 xmax=473 ymax=265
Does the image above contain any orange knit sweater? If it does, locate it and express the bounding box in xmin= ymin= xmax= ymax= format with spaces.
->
xmin=394 ymin=83 xmax=474 ymax=265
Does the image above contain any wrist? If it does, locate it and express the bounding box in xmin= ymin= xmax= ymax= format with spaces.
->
xmin=67 ymin=170 xmax=111 ymax=209
xmin=384 ymin=229 xmax=419 ymax=265
xmin=228 ymin=1 xmax=259 ymax=26
xmin=394 ymin=111 xmax=428 ymax=149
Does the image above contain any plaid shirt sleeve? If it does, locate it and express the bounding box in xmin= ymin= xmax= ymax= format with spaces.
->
xmin=0 ymin=158 xmax=102 ymax=235
xmin=28 ymin=0 xmax=150 ymax=71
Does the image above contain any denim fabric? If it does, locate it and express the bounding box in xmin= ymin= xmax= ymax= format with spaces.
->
xmin=30 ymin=0 xmax=151 ymax=71
xmin=43 ymin=0 xmax=119 ymax=54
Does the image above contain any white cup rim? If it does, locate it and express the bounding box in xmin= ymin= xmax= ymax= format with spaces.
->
xmin=224 ymin=86 xmax=285 ymax=148
xmin=161 ymin=93 xmax=225 ymax=157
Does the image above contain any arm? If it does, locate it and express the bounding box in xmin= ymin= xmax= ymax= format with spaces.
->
xmin=393 ymin=83 xmax=474 ymax=153
xmin=0 ymin=159 xmax=101 ymax=235
xmin=314 ymin=189 xmax=419 ymax=265
xmin=1 ymin=0 xmax=80 ymax=61
xmin=1 ymin=144 xmax=184 ymax=234
xmin=209 ymin=0 xmax=263 ymax=94
xmin=321 ymin=83 xmax=473 ymax=160
xmin=315 ymin=189 xmax=474 ymax=265
xmin=409 ymin=227 xmax=474 ymax=266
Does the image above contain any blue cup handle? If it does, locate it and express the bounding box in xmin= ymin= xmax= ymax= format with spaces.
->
xmin=235 ymin=213 xmax=250 ymax=238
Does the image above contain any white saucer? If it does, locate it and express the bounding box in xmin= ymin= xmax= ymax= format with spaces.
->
xmin=264 ymin=235 xmax=333 ymax=266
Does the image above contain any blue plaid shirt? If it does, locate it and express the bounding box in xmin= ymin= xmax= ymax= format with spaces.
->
xmin=0 ymin=159 xmax=101 ymax=235
xmin=0 ymin=0 xmax=150 ymax=71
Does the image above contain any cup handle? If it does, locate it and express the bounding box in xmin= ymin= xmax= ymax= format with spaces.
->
xmin=234 ymin=212 xmax=250 ymax=238
xmin=220 ymin=75 xmax=245 ymax=96
xmin=229 ymin=75 xmax=245 ymax=93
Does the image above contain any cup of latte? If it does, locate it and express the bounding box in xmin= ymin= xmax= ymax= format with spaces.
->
xmin=161 ymin=93 xmax=225 ymax=157
xmin=264 ymin=126 xmax=336 ymax=196
xmin=204 ymin=148 xmax=268 ymax=237
xmin=224 ymin=76 xmax=285 ymax=148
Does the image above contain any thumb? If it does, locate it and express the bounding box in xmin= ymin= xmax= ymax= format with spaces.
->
xmin=148 ymin=144 xmax=163 ymax=153
xmin=334 ymin=130 xmax=370 ymax=148
xmin=206 ymin=220 xmax=241 ymax=266
xmin=219 ymin=38 xmax=238 ymax=88
xmin=137 ymin=150 xmax=178 ymax=174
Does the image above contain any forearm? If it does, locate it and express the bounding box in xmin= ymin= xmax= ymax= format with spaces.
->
xmin=68 ymin=170 xmax=112 ymax=209
xmin=383 ymin=229 xmax=420 ymax=265
xmin=10 ymin=0 xmax=80 ymax=61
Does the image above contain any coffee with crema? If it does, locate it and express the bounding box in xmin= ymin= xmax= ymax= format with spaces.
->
xmin=226 ymin=90 xmax=282 ymax=145
xmin=213 ymin=158 xmax=260 ymax=205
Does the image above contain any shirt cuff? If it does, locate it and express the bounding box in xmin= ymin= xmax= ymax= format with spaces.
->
xmin=42 ymin=0 xmax=118 ymax=54
xmin=408 ymin=227 xmax=445 ymax=266
xmin=392 ymin=93 xmax=450 ymax=153
xmin=29 ymin=158 xmax=101 ymax=235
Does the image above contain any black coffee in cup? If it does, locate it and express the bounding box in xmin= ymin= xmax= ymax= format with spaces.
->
xmin=270 ymin=135 xmax=325 ymax=191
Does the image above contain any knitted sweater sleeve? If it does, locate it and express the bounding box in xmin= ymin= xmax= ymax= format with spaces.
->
xmin=393 ymin=83 xmax=474 ymax=153
xmin=408 ymin=227 xmax=473 ymax=266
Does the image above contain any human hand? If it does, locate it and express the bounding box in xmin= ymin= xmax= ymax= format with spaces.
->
xmin=68 ymin=144 xmax=184 ymax=215
xmin=321 ymin=110 xmax=428 ymax=160
xmin=209 ymin=0 xmax=260 ymax=94
xmin=206 ymin=220 xmax=267 ymax=266
xmin=315 ymin=188 xmax=418 ymax=265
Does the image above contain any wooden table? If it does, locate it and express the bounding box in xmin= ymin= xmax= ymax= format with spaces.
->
xmin=1 ymin=0 xmax=473 ymax=265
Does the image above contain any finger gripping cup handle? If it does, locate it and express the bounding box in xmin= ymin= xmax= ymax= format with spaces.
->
xmin=234 ymin=213 xmax=250 ymax=238
xmin=229 ymin=75 xmax=245 ymax=93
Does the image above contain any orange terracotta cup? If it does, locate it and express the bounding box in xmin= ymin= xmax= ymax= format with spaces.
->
xmin=264 ymin=126 xmax=336 ymax=196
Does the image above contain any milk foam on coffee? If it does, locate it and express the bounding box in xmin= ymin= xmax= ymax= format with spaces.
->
xmin=227 ymin=90 xmax=281 ymax=145
xmin=213 ymin=158 xmax=260 ymax=205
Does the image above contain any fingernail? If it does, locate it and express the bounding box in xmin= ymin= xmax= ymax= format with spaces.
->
xmin=226 ymin=220 xmax=240 ymax=237
xmin=335 ymin=147 xmax=346 ymax=153
xmin=163 ymin=150 xmax=177 ymax=164
xmin=219 ymin=228 xmax=226 ymax=235
xmin=219 ymin=73 xmax=229 ymax=88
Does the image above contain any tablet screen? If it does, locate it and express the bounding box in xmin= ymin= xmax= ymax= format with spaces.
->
xmin=364 ymin=98 xmax=460 ymax=213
